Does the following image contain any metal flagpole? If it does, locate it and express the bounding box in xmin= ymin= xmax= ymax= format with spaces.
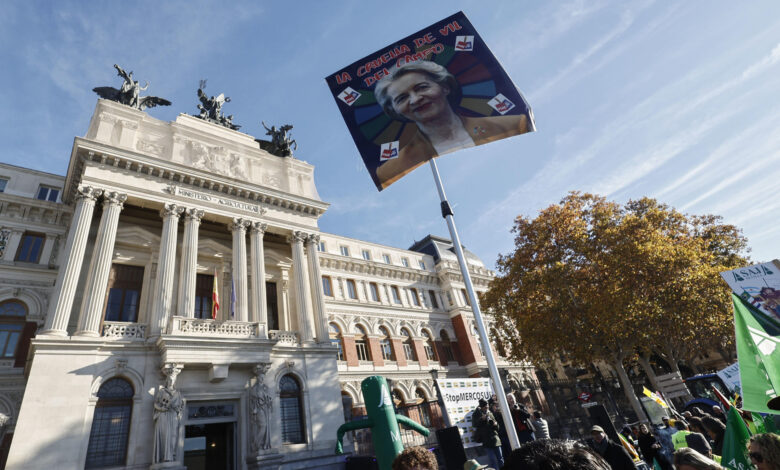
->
xmin=428 ymin=158 xmax=521 ymax=450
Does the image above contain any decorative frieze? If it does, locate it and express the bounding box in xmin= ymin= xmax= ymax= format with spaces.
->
xmin=268 ymin=330 xmax=300 ymax=345
xmin=101 ymin=322 xmax=147 ymax=340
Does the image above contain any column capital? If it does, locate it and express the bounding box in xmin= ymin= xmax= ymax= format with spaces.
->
xmin=230 ymin=218 xmax=251 ymax=232
xmin=102 ymin=191 xmax=127 ymax=207
xmin=289 ymin=231 xmax=308 ymax=244
xmin=75 ymin=185 xmax=102 ymax=202
xmin=250 ymin=222 xmax=268 ymax=235
xmin=160 ymin=203 xmax=184 ymax=219
xmin=305 ymin=233 xmax=321 ymax=246
xmin=183 ymin=208 xmax=205 ymax=222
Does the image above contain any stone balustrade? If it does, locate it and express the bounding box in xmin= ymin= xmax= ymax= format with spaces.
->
xmin=170 ymin=316 xmax=262 ymax=338
xmin=268 ymin=330 xmax=300 ymax=345
xmin=101 ymin=322 xmax=147 ymax=340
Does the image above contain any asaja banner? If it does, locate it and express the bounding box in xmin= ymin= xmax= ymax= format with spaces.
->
xmin=326 ymin=11 xmax=535 ymax=191
xmin=436 ymin=378 xmax=493 ymax=448
xmin=720 ymin=260 xmax=780 ymax=322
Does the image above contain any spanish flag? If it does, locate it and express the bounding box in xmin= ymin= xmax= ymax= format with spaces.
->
xmin=212 ymin=268 xmax=220 ymax=319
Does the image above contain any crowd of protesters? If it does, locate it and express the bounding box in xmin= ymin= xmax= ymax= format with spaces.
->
xmin=391 ymin=394 xmax=780 ymax=470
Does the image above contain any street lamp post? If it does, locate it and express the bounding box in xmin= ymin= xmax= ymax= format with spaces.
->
xmin=429 ymin=369 xmax=452 ymax=428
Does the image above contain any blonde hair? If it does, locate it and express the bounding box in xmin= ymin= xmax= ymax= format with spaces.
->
xmin=673 ymin=448 xmax=723 ymax=470
xmin=374 ymin=61 xmax=461 ymax=121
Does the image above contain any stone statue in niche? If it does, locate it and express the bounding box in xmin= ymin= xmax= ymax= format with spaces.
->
xmin=249 ymin=363 xmax=273 ymax=452
xmin=153 ymin=363 xmax=184 ymax=464
xmin=194 ymin=79 xmax=241 ymax=130
xmin=93 ymin=64 xmax=172 ymax=110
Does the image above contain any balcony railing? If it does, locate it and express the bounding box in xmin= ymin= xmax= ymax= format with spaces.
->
xmin=101 ymin=322 xmax=146 ymax=340
xmin=170 ymin=317 xmax=263 ymax=338
xmin=268 ymin=330 xmax=300 ymax=345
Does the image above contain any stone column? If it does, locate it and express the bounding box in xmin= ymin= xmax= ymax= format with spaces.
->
xmin=249 ymin=222 xmax=268 ymax=333
xmin=177 ymin=208 xmax=203 ymax=318
xmin=1 ymin=229 xmax=23 ymax=261
xmin=75 ymin=191 xmax=127 ymax=336
xmin=150 ymin=204 xmax=184 ymax=336
xmin=42 ymin=186 xmax=101 ymax=335
xmin=230 ymin=218 xmax=250 ymax=322
xmin=305 ymin=234 xmax=328 ymax=343
xmin=289 ymin=231 xmax=314 ymax=342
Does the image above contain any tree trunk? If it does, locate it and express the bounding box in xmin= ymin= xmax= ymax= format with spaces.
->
xmin=609 ymin=354 xmax=648 ymax=423
xmin=661 ymin=345 xmax=681 ymax=374
xmin=637 ymin=354 xmax=661 ymax=391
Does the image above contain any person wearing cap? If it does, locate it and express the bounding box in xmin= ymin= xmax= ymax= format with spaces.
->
xmin=588 ymin=425 xmax=635 ymax=470
xmin=463 ymin=459 xmax=488 ymax=470
xmin=472 ymin=398 xmax=503 ymax=469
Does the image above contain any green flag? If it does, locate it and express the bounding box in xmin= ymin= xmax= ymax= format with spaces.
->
xmin=732 ymin=294 xmax=780 ymax=413
xmin=721 ymin=406 xmax=752 ymax=470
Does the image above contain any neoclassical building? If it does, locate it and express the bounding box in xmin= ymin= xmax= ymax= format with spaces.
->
xmin=0 ymin=99 xmax=541 ymax=470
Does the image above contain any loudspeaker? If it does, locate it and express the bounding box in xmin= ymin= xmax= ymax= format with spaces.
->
xmin=436 ymin=426 xmax=467 ymax=470
xmin=587 ymin=404 xmax=620 ymax=443
xmin=346 ymin=455 xmax=378 ymax=470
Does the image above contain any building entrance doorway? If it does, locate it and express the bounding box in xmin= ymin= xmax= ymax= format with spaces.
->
xmin=183 ymin=402 xmax=237 ymax=470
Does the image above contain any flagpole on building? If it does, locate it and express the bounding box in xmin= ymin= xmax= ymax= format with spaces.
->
xmin=428 ymin=158 xmax=521 ymax=450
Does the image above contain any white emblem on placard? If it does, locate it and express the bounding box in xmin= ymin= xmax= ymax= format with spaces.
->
xmin=338 ymin=87 xmax=361 ymax=106
xmin=380 ymin=141 xmax=399 ymax=161
xmin=454 ymin=35 xmax=474 ymax=51
xmin=488 ymin=93 xmax=515 ymax=115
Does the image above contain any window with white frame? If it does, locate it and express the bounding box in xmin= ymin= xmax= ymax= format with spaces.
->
xmin=390 ymin=286 xmax=402 ymax=304
xmin=36 ymin=185 xmax=60 ymax=202
xmin=329 ymin=323 xmax=344 ymax=361
xmin=318 ymin=241 xmax=326 ymax=252
xmin=401 ymin=328 xmax=417 ymax=361
xmin=419 ymin=260 xmax=426 ymax=270
xmin=409 ymin=288 xmax=421 ymax=307
xmin=346 ymin=279 xmax=358 ymax=300
xmin=362 ymin=249 xmax=371 ymax=261
xmin=369 ymin=282 xmax=380 ymax=302
xmin=401 ymin=257 xmax=409 ymax=268
xmin=354 ymin=325 xmax=371 ymax=361
xmin=379 ymin=326 xmax=394 ymax=361
xmin=0 ymin=178 xmax=7 ymax=192
xmin=340 ymin=246 xmax=350 ymax=257
xmin=322 ymin=276 xmax=333 ymax=297
xmin=382 ymin=254 xmax=391 ymax=264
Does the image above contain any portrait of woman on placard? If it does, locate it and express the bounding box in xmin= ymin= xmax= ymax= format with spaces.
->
xmin=373 ymin=60 xmax=535 ymax=189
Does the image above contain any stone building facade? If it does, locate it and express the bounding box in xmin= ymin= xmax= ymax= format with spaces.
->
xmin=0 ymin=99 xmax=541 ymax=470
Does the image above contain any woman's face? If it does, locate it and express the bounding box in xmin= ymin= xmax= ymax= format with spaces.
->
xmin=386 ymin=72 xmax=450 ymax=124
xmin=749 ymin=442 xmax=769 ymax=470
xmin=639 ymin=424 xmax=648 ymax=434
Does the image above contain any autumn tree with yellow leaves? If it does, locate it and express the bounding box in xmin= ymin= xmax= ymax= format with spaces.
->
xmin=483 ymin=193 xmax=748 ymax=419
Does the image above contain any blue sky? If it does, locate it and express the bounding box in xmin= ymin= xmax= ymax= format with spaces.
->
xmin=2 ymin=1 xmax=778 ymax=268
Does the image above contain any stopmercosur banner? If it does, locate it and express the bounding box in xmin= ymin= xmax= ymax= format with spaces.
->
xmin=437 ymin=378 xmax=493 ymax=448
xmin=326 ymin=11 xmax=535 ymax=191
xmin=720 ymin=260 xmax=780 ymax=322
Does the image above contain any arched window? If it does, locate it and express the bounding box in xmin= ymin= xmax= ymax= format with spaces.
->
xmin=354 ymin=325 xmax=371 ymax=362
xmin=401 ymin=328 xmax=417 ymax=362
xmin=85 ymin=378 xmax=134 ymax=468
xmin=329 ymin=323 xmax=344 ymax=361
xmin=279 ymin=375 xmax=305 ymax=444
xmin=0 ymin=301 xmax=25 ymax=358
xmin=415 ymin=388 xmax=432 ymax=427
xmin=440 ymin=330 xmax=455 ymax=362
xmin=378 ymin=326 xmax=394 ymax=361
xmin=422 ymin=330 xmax=437 ymax=362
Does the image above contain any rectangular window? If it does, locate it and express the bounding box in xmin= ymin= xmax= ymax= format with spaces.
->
xmin=382 ymin=254 xmax=391 ymax=264
xmin=362 ymin=249 xmax=371 ymax=261
xmin=36 ymin=185 xmax=60 ymax=202
xmin=322 ymin=276 xmax=333 ymax=297
xmin=194 ymin=274 xmax=214 ymax=319
xmin=403 ymin=343 xmax=416 ymax=362
xmin=401 ymin=258 xmax=409 ymax=268
xmin=355 ymin=341 xmax=370 ymax=361
xmin=15 ymin=233 xmax=44 ymax=263
xmin=424 ymin=343 xmax=436 ymax=361
xmin=461 ymin=289 xmax=471 ymax=306
xmin=340 ymin=246 xmax=350 ymax=257
xmin=428 ymin=290 xmax=439 ymax=309
xmin=318 ymin=241 xmax=326 ymax=252
xmin=266 ymin=281 xmax=279 ymax=330
xmin=409 ymin=288 xmax=420 ymax=307
xmin=346 ymin=280 xmax=358 ymax=300
xmin=0 ymin=178 xmax=7 ymax=192
xmin=0 ymin=324 xmax=22 ymax=358
xmin=104 ymin=264 xmax=144 ymax=322
xmin=391 ymin=286 xmax=402 ymax=304
xmin=419 ymin=260 xmax=426 ymax=270
xmin=369 ymin=282 xmax=380 ymax=302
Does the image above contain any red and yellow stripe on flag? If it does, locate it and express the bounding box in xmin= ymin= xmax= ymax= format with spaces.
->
xmin=643 ymin=387 xmax=668 ymax=408
xmin=212 ymin=268 xmax=220 ymax=319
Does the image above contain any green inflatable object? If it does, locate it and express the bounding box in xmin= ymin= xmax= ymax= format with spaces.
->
xmin=335 ymin=376 xmax=430 ymax=470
